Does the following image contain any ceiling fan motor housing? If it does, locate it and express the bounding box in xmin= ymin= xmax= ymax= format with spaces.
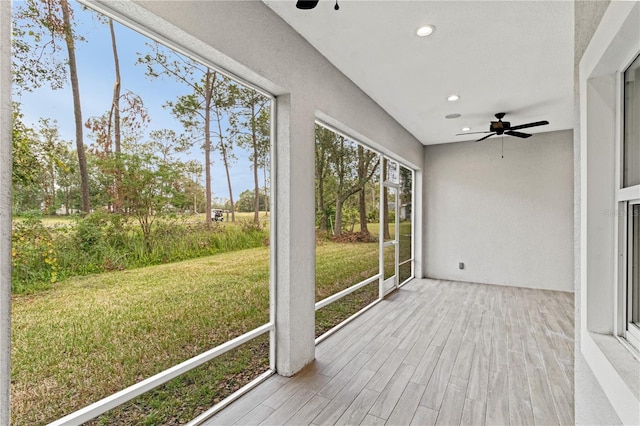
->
xmin=490 ymin=120 xmax=510 ymax=134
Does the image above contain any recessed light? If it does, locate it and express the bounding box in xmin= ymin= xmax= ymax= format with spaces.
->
xmin=445 ymin=113 xmax=461 ymax=119
xmin=447 ymin=95 xmax=460 ymax=102
xmin=416 ymin=25 xmax=435 ymax=37
xmin=461 ymin=127 xmax=471 ymax=132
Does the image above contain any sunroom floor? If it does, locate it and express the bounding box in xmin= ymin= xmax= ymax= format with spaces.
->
xmin=203 ymin=278 xmax=574 ymax=426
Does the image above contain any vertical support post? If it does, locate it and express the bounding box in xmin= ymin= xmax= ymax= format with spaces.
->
xmin=413 ymin=169 xmax=423 ymax=278
xmin=269 ymin=98 xmax=277 ymax=372
xmin=274 ymin=94 xmax=316 ymax=376
xmin=0 ymin=0 xmax=13 ymax=423
xmin=378 ymin=155 xmax=384 ymax=299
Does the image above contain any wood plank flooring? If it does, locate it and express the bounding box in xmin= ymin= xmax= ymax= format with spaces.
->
xmin=203 ymin=279 xmax=574 ymax=425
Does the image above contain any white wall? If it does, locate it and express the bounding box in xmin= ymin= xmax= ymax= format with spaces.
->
xmin=423 ymin=130 xmax=574 ymax=292
xmin=88 ymin=0 xmax=423 ymax=377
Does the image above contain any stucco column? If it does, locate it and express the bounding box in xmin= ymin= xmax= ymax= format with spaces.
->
xmin=275 ymin=94 xmax=316 ymax=376
xmin=0 ymin=0 xmax=13 ymax=422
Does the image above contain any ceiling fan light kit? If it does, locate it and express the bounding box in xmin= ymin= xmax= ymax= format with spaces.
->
xmin=456 ymin=112 xmax=549 ymax=142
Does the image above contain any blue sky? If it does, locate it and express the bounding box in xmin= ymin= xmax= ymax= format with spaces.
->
xmin=12 ymin=0 xmax=265 ymax=202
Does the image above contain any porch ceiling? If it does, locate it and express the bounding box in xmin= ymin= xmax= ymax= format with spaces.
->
xmin=263 ymin=1 xmax=574 ymax=145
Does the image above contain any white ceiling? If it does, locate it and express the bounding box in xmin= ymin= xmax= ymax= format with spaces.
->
xmin=263 ymin=0 xmax=574 ymax=145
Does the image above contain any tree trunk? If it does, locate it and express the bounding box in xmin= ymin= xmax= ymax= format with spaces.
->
xmin=193 ymin=192 xmax=197 ymax=215
xmin=357 ymin=145 xmax=369 ymax=235
xmin=263 ymin=165 xmax=268 ymax=217
xmin=214 ymin=103 xmax=235 ymax=222
xmin=65 ymin=190 xmax=70 ymax=215
xmin=334 ymin=197 xmax=344 ymax=236
xmin=204 ymin=70 xmax=213 ymax=224
xmin=318 ymin=180 xmax=326 ymax=231
xmin=251 ymin=105 xmax=259 ymax=224
xmin=44 ymin=155 xmax=55 ymax=213
xmin=383 ymin=163 xmax=391 ymax=240
xmin=316 ymin=144 xmax=327 ymax=231
xmin=359 ymin=188 xmax=368 ymax=235
xmin=109 ymin=19 xmax=122 ymax=212
xmin=61 ymin=0 xmax=90 ymax=214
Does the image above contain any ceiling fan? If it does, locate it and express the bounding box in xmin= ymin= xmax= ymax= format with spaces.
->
xmin=296 ymin=0 xmax=340 ymax=10
xmin=457 ymin=112 xmax=549 ymax=142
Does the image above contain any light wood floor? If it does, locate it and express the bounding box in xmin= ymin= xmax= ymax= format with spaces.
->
xmin=204 ymin=279 xmax=574 ymax=426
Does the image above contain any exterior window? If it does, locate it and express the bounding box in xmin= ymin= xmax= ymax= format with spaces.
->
xmin=628 ymin=203 xmax=640 ymax=350
xmin=624 ymin=54 xmax=640 ymax=187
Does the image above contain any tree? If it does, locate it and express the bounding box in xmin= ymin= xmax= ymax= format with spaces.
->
xmin=116 ymin=128 xmax=188 ymax=248
xmin=356 ymin=144 xmax=378 ymax=236
xmin=382 ymin=159 xmax=392 ymax=240
xmin=236 ymin=189 xmax=268 ymax=213
xmin=86 ymin=92 xmax=149 ymax=211
xmin=33 ymin=118 xmax=69 ymax=213
xmin=212 ymin=76 xmax=238 ymax=222
xmin=54 ymin=145 xmax=80 ymax=214
xmin=11 ymin=2 xmax=67 ymax=94
xmin=230 ymin=85 xmax=270 ymax=223
xmin=101 ymin=16 xmax=124 ymax=211
xmin=13 ymin=0 xmax=91 ymax=213
xmin=399 ymin=165 xmax=412 ymax=221
xmin=119 ymin=151 xmax=179 ymax=249
xmin=12 ymin=107 xmax=77 ymax=215
xmin=325 ymin=135 xmax=378 ymax=236
xmin=185 ymin=160 xmax=203 ymax=214
xmin=315 ymin=125 xmax=334 ymax=231
xmin=61 ymin=0 xmax=90 ymax=213
xmin=11 ymin=103 xmax=40 ymax=189
xmin=138 ymin=43 xmax=229 ymax=224
xmin=12 ymin=104 xmax=44 ymax=213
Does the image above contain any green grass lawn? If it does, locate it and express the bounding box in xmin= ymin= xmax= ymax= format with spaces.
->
xmin=11 ymin=240 xmax=386 ymax=425
xmin=12 ymin=215 xmax=76 ymax=228
xmin=12 ymin=247 xmax=270 ymax=425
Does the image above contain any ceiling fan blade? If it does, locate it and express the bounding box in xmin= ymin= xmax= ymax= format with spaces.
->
xmin=476 ymin=133 xmax=495 ymax=142
xmin=505 ymin=131 xmax=531 ymax=138
xmin=296 ymin=0 xmax=320 ymax=9
xmin=456 ymin=131 xmax=492 ymax=136
xmin=508 ymin=120 xmax=549 ymax=131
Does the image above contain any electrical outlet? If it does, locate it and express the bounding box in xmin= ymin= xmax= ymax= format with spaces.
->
xmin=459 ymin=262 xmax=464 ymax=270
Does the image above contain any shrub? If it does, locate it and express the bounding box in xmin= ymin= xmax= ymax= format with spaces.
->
xmin=11 ymin=217 xmax=58 ymax=293
xmin=12 ymin=215 xmax=270 ymax=293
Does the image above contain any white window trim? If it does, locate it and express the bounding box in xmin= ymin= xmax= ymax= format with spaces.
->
xmin=616 ymin=51 xmax=640 ymax=353
xmin=580 ymin=2 xmax=640 ymax=424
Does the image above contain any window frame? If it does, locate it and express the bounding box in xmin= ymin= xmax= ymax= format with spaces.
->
xmin=616 ymin=50 xmax=640 ymax=355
